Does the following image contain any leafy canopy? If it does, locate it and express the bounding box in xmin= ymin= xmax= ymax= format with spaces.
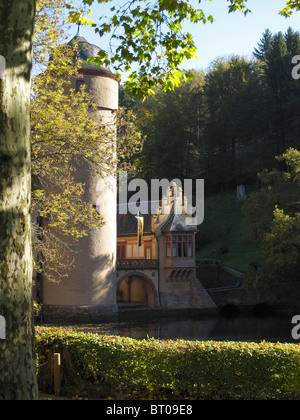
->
xmin=65 ymin=0 xmax=299 ymax=97
xmin=243 ymin=148 xmax=300 ymax=297
xmin=32 ymin=0 xmax=143 ymax=282
xmin=66 ymin=0 xmax=252 ymax=97
xmin=280 ymin=0 xmax=300 ymax=17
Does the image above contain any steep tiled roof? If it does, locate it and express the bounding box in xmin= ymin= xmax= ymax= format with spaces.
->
xmin=117 ymin=202 xmax=157 ymax=235
xmin=117 ymin=201 xmax=198 ymax=235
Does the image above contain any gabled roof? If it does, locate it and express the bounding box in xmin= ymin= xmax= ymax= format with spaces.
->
xmin=117 ymin=214 xmax=151 ymax=236
xmin=161 ymin=213 xmax=198 ymax=233
xmin=117 ymin=201 xmax=158 ymax=236
xmin=117 ymin=201 xmax=198 ymax=236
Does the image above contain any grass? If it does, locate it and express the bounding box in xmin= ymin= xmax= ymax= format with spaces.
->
xmin=196 ymin=192 xmax=264 ymax=273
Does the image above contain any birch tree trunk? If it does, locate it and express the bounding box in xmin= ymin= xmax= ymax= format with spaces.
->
xmin=0 ymin=0 xmax=38 ymax=400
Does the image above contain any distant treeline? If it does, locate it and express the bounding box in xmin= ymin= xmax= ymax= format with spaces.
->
xmin=120 ymin=27 xmax=300 ymax=192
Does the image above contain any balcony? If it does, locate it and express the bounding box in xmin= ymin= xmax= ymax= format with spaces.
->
xmin=116 ymin=259 xmax=159 ymax=270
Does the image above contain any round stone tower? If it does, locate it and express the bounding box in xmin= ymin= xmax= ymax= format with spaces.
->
xmin=42 ymin=34 xmax=119 ymax=321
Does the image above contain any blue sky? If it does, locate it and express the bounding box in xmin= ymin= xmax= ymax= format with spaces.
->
xmin=70 ymin=0 xmax=299 ymax=74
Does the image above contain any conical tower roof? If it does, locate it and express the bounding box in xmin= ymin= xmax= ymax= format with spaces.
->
xmin=68 ymin=33 xmax=112 ymax=75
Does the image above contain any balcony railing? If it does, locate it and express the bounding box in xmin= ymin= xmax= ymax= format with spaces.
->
xmin=117 ymin=259 xmax=159 ymax=270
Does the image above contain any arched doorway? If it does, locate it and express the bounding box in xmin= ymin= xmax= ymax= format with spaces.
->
xmin=117 ymin=272 xmax=157 ymax=308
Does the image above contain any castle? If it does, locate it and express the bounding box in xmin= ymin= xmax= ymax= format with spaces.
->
xmin=40 ymin=34 xmax=216 ymax=322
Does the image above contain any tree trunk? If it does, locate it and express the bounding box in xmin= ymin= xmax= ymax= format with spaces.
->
xmin=0 ymin=0 xmax=38 ymax=400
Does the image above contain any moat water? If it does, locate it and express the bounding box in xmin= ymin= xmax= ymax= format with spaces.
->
xmin=62 ymin=312 xmax=299 ymax=344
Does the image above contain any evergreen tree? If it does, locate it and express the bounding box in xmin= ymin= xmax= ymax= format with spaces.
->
xmin=203 ymin=56 xmax=263 ymax=189
xmin=253 ymin=28 xmax=273 ymax=61
xmin=0 ymin=0 xmax=299 ymax=399
xmin=135 ymin=71 xmax=206 ymax=183
xmin=243 ymin=148 xmax=300 ymax=303
xmin=253 ymin=28 xmax=300 ymax=155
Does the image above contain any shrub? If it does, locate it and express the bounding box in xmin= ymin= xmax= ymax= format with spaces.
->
xmin=35 ymin=327 xmax=300 ymax=400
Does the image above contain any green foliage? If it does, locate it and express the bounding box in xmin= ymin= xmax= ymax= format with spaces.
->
xmin=202 ymin=56 xmax=265 ymax=188
xmin=262 ymin=208 xmax=300 ymax=280
xmin=64 ymin=0 xmax=300 ymax=98
xmin=131 ymin=26 xmax=300 ymax=191
xmin=243 ymin=148 xmax=300 ymax=295
xmin=36 ymin=327 xmax=300 ymax=400
xmin=280 ymin=1 xmax=300 ymax=17
xmin=64 ymin=0 xmax=299 ymax=97
xmin=130 ymin=70 xmax=205 ymax=181
xmin=253 ymin=27 xmax=300 ymax=157
xmin=34 ymin=0 xmax=69 ymax=69
xmin=65 ymin=0 xmax=254 ymax=98
xmin=196 ymin=193 xmax=263 ymax=273
xmin=31 ymin=2 xmax=144 ymax=283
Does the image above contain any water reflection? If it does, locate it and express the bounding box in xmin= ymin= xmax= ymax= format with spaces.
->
xmin=66 ymin=313 xmax=299 ymax=343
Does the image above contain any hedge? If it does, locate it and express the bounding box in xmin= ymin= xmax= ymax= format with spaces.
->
xmin=35 ymin=327 xmax=300 ymax=400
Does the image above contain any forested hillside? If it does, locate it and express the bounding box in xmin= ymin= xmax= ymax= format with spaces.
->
xmin=120 ymin=27 xmax=300 ymax=289
xmin=121 ymin=27 xmax=300 ymax=192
